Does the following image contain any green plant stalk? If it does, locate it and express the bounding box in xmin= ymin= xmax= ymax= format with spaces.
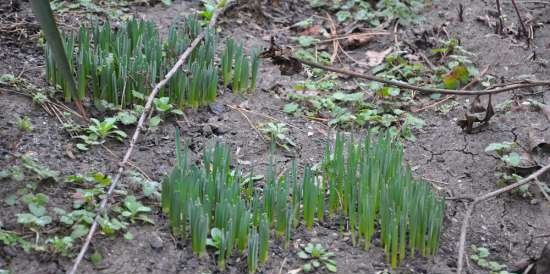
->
xmin=217 ymin=230 xmax=227 ymax=269
xmin=30 ymin=0 xmax=77 ymax=102
xmin=247 ymin=230 xmax=259 ymax=274
xmin=250 ymin=53 xmax=259 ymax=91
xmin=240 ymin=56 xmax=249 ymax=92
xmin=302 ymin=167 xmax=316 ymax=230
xmin=258 ymin=214 xmax=269 ymax=263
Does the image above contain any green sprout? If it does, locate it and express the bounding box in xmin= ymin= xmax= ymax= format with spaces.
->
xmin=298 ymin=243 xmax=337 ymax=273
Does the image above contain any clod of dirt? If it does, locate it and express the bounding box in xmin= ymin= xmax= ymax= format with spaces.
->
xmin=457 ymin=95 xmax=495 ymax=133
xmin=536 ymin=242 xmax=550 ymax=274
xmin=148 ymin=232 xmax=164 ymax=250
xmin=260 ymin=37 xmax=303 ymax=75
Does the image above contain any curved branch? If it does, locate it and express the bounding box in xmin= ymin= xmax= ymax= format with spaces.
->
xmin=296 ymin=58 xmax=550 ymax=96
xmin=456 ymin=162 xmax=550 ymax=274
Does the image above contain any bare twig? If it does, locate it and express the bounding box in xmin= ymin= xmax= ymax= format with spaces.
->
xmin=231 ymin=105 xmax=267 ymax=142
xmin=511 ymin=0 xmax=529 ymax=37
xmin=226 ymin=104 xmax=301 ymax=130
xmin=67 ymin=3 xmax=235 ymax=273
xmin=522 ymin=263 xmax=534 ymax=274
xmin=535 ymin=178 xmax=550 ymax=203
xmin=100 ymin=144 xmax=152 ymax=181
xmin=315 ymin=31 xmax=390 ymax=44
xmin=325 ymin=13 xmax=339 ymax=65
xmin=413 ymin=65 xmax=490 ymax=113
xmin=294 ymin=58 xmax=550 ymax=96
xmin=495 ymin=0 xmax=504 ymax=34
xmin=457 ymin=162 xmax=550 ymax=274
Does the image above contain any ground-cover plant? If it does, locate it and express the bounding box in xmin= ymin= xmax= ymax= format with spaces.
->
xmin=17 ymin=193 xmax=53 ymax=228
xmin=76 ymin=117 xmax=127 ymax=150
xmin=470 ymin=245 xmax=513 ymax=274
xmin=161 ymin=130 xmax=445 ymax=272
xmin=297 ymin=242 xmax=337 ymax=273
xmin=220 ymin=38 xmax=260 ymax=93
xmin=0 ymin=154 xmax=59 ymax=183
xmin=259 ymin=122 xmax=296 ymax=150
xmin=309 ymin=0 xmax=423 ymax=26
xmin=44 ymin=18 xmax=218 ymax=109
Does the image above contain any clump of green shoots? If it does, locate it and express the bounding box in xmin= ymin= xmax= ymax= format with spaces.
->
xmin=220 ymin=38 xmax=260 ymax=93
xmin=161 ymin=130 xmax=264 ymax=271
xmin=45 ymin=18 xmax=219 ymax=109
xmin=316 ymin=133 xmax=445 ymax=268
xmin=161 ymin=130 xmax=445 ymax=271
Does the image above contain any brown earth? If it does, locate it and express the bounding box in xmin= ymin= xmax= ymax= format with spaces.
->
xmin=1 ymin=0 xmax=550 ymax=274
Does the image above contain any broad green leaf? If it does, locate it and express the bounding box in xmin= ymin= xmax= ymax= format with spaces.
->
xmin=295 ymin=36 xmax=319 ymax=47
xmin=442 ymin=65 xmax=469 ymax=89
xmin=332 ymin=91 xmax=364 ymax=102
xmin=336 ymin=10 xmax=351 ymax=22
xmin=283 ymin=103 xmax=299 ymax=114
xmin=326 ymin=263 xmax=337 ymax=272
xmin=17 ymin=213 xmax=37 ymax=224
xmin=71 ymin=224 xmax=89 ymax=238
xmin=298 ymin=251 xmax=309 ymax=259
xmin=149 ymin=115 xmax=162 ymax=128
xmin=117 ymin=111 xmax=137 ymax=125
xmin=303 ymin=263 xmax=313 ymax=272
xmin=124 ymin=231 xmax=134 ymax=240
xmin=477 ymin=247 xmax=490 ymax=258
xmin=502 ymin=152 xmax=521 ymax=167
xmin=485 ymin=142 xmax=514 ymax=153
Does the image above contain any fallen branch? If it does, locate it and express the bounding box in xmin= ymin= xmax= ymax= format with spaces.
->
xmin=67 ymin=3 xmax=234 ymax=274
xmin=413 ymin=65 xmax=490 ymax=113
xmin=456 ymin=162 xmax=550 ymax=274
xmin=295 ymin=58 xmax=550 ymax=95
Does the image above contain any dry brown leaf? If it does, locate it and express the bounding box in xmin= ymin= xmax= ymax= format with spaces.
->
xmin=366 ymin=47 xmax=393 ymax=67
xmin=299 ymin=25 xmax=322 ymax=36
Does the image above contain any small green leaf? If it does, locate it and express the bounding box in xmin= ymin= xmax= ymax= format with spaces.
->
xmin=295 ymin=36 xmax=319 ymax=47
xmin=17 ymin=213 xmax=37 ymax=224
xmin=298 ymin=251 xmax=309 ymax=259
xmin=117 ymin=111 xmax=137 ymax=125
xmin=4 ymin=194 xmax=17 ymax=206
xmin=283 ymin=103 xmax=299 ymax=114
xmin=502 ymin=152 xmax=521 ymax=167
xmin=312 ymin=260 xmax=320 ymax=268
xmin=326 ymin=263 xmax=337 ymax=272
xmin=149 ymin=115 xmax=162 ymax=128
xmin=124 ymin=231 xmax=134 ymax=241
xmin=76 ymin=143 xmax=88 ymax=151
xmin=477 ymin=247 xmax=490 ymax=258
xmin=71 ymin=224 xmax=89 ymax=239
xmin=332 ymin=91 xmax=364 ymax=102
xmin=90 ymin=250 xmax=102 ymax=266
xmin=303 ymin=263 xmax=313 ymax=272
xmin=336 ymin=10 xmax=351 ymax=22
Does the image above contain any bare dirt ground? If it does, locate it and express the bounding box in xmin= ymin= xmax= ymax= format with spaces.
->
xmin=1 ymin=0 xmax=550 ymax=274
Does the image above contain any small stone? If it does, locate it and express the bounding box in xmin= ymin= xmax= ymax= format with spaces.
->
xmin=148 ymin=233 xmax=164 ymax=250
xmin=201 ymin=125 xmax=213 ymax=136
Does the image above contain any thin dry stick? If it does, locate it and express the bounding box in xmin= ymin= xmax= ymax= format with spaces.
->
xmin=325 ymin=12 xmax=339 ymax=64
xmin=511 ymin=0 xmax=529 ymax=37
xmin=295 ymin=58 xmax=550 ymax=95
xmin=226 ymin=104 xmax=301 ymax=130
xmin=234 ymin=107 xmax=267 ymax=142
xmin=456 ymin=162 xmax=550 ymax=274
xmin=316 ymin=32 xmax=390 ymax=44
xmin=100 ymin=144 xmax=152 ymax=181
xmin=67 ymin=3 xmax=234 ymax=274
xmin=535 ymin=178 xmax=550 ymax=203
